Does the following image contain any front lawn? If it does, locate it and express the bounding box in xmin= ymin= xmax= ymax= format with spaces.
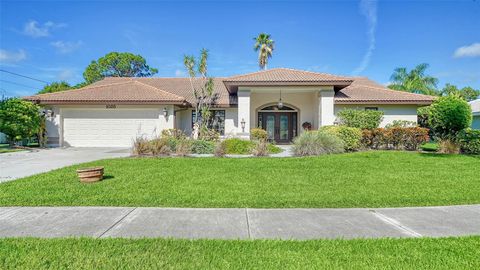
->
xmin=1 ymin=151 xmax=478 ymax=208
xmin=1 ymin=237 xmax=479 ymax=269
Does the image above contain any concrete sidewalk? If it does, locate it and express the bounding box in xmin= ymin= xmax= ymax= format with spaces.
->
xmin=0 ymin=205 xmax=479 ymax=239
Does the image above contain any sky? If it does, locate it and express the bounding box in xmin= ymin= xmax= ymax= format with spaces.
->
xmin=0 ymin=0 xmax=479 ymax=97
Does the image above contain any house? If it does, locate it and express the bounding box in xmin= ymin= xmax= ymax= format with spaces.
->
xmin=470 ymin=99 xmax=480 ymax=129
xmin=24 ymin=68 xmax=435 ymax=147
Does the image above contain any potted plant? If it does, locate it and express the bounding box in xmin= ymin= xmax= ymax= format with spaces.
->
xmin=302 ymin=122 xmax=312 ymax=131
xmin=76 ymin=166 xmax=104 ymax=183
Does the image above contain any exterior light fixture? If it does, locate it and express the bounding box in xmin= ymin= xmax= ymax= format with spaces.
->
xmin=163 ymin=107 xmax=169 ymax=118
xmin=241 ymin=118 xmax=246 ymax=133
xmin=277 ymin=90 xmax=283 ymax=109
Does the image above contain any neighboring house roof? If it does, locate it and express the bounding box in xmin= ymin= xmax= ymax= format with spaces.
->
xmin=469 ymin=99 xmax=480 ymax=115
xmin=335 ymin=77 xmax=436 ymax=104
xmin=24 ymin=68 xmax=435 ymax=106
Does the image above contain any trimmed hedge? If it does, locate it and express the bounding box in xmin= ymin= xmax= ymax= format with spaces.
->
xmin=361 ymin=127 xmax=429 ymax=151
xmin=250 ymin=128 xmax=268 ymax=141
xmin=337 ymin=109 xmax=384 ymax=129
xmin=221 ymin=138 xmax=254 ymax=154
xmin=320 ymin=126 xmax=362 ymax=151
xmin=458 ymin=129 xmax=480 ymax=155
xmin=191 ymin=140 xmax=215 ymax=154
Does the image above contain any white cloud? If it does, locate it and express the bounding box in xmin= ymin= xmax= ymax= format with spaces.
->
xmin=352 ymin=0 xmax=377 ymax=75
xmin=23 ymin=20 xmax=66 ymax=37
xmin=50 ymin=41 xmax=82 ymax=54
xmin=175 ymin=69 xmax=185 ymax=77
xmin=453 ymin=43 xmax=480 ymax=58
xmin=0 ymin=49 xmax=27 ymax=63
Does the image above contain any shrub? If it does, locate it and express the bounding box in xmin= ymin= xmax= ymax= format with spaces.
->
xmin=439 ymin=139 xmax=460 ymax=154
xmin=0 ymin=98 xmax=42 ymax=144
xmin=403 ymin=127 xmax=430 ymax=151
xmin=251 ymin=139 xmax=269 ymax=157
xmin=191 ymin=139 xmax=215 ymax=154
xmin=250 ymin=128 xmax=268 ymax=141
xmin=221 ymin=138 xmax=254 ymax=154
xmin=175 ymin=139 xmax=192 ymax=156
xmin=337 ymin=109 xmax=384 ymax=129
xmin=320 ymin=126 xmax=362 ymax=151
xmin=420 ymin=142 xmax=439 ymax=152
xmin=132 ymin=137 xmax=151 ymax=156
xmin=199 ymin=128 xmax=220 ymax=142
xmin=214 ymin=141 xmax=226 ymax=157
xmin=149 ymin=137 xmax=171 ymax=156
xmin=428 ymin=95 xmax=472 ymax=139
xmin=292 ymin=131 xmax=344 ymax=156
xmin=161 ymin=129 xmax=186 ymax=140
xmin=267 ymin=144 xmax=282 ymax=154
xmin=458 ymin=129 xmax=480 ymax=155
xmin=385 ymin=120 xmax=417 ymax=128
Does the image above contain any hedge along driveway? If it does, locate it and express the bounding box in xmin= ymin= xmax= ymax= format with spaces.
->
xmin=0 ymin=151 xmax=479 ymax=208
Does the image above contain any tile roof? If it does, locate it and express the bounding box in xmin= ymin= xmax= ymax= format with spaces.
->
xmin=334 ymin=77 xmax=436 ymax=104
xmin=224 ymin=68 xmax=353 ymax=85
xmin=24 ymin=68 xmax=435 ymax=106
xmin=24 ymin=79 xmax=186 ymax=105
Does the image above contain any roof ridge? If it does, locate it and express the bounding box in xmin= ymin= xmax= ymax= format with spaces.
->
xmin=275 ymin=67 xmax=351 ymax=79
xmin=31 ymin=80 xmax=135 ymax=97
xmin=224 ymin=67 xmax=353 ymax=81
xmin=133 ymin=80 xmax=185 ymax=101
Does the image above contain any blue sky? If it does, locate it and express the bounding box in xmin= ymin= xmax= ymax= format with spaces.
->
xmin=1 ymin=0 xmax=479 ymax=97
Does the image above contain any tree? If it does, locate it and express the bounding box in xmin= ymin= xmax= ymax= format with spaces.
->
xmin=253 ymin=33 xmax=275 ymax=70
xmin=83 ymin=52 xmax=158 ymax=83
xmin=183 ymin=49 xmax=216 ymax=139
xmin=428 ymin=95 xmax=472 ymax=139
xmin=441 ymin=84 xmax=479 ymax=101
xmin=0 ymin=98 xmax=42 ymax=145
xmin=388 ymin=63 xmax=439 ymax=95
xmin=37 ymin=81 xmax=72 ymax=94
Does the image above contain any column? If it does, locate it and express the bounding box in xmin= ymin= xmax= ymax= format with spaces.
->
xmin=318 ymin=89 xmax=335 ymax=127
xmin=237 ymin=89 xmax=251 ymax=138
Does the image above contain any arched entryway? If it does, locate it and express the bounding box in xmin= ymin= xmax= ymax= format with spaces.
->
xmin=257 ymin=104 xmax=298 ymax=144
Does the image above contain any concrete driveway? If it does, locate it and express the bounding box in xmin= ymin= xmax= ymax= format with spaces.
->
xmin=0 ymin=147 xmax=130 ymax=183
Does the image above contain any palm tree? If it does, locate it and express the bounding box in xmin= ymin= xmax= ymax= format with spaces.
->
xmin=253 ymin=33 xmax=274 ymax=70
xmin=388 ymin=63 xmax=439 ymax=95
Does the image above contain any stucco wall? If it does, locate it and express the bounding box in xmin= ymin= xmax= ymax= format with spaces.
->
xmin=334 ymin=104 xmax=419 ymax=127
xmin=250 ymin=92 xmax=318 ymax=132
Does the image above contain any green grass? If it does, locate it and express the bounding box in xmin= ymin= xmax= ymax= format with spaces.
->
xmin=0 ymin=144 xmax=24 ymax=154
xmin=421 ymin=142 xmax=439 ymax=152
xmin=0 ymin=237 xmax=479 ymax=269
xmin=1 ymin=151 xmax=479 ymax=208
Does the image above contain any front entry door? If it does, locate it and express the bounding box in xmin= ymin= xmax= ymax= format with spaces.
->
xmin=260 ymin=112 xmax=296 ymax=143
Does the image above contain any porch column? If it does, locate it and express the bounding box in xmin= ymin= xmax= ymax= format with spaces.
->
xmin=237 ymin=89 xmax=251 ymax=138
xmin=318 ymin=89 xmax=335 ymax=127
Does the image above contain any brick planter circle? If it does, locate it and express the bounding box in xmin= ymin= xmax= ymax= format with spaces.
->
xmin=76 ymin=166 xmax=104 ymax=183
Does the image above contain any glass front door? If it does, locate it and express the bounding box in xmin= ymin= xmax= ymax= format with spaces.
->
xmin=258 ymin=112 xmax=297 ymax=143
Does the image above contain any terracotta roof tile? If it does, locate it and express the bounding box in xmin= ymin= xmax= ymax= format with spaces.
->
xmin=335 ymin=77 xmax=436 ymax=104
xmin=224 ymin=68 xmax=353 ymax=84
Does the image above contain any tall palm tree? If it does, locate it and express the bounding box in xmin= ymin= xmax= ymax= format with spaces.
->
xmin=388 ymin=63 xmax=439 ymax=95
xmin=253 ymin=33 xmax=274 ymax=70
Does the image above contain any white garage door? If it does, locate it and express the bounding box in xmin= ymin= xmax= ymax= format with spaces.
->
xmin=63 ymin=109 xmax=160 ymax=147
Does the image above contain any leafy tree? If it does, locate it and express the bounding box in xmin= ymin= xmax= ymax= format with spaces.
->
xmin=253 ymin=33 xmax=275 ymax=70
xmin=441 ymin=84 xmax=479 ymax=101
xmin=428 ymin=95 xmax=472 ymax=139
xmin=183 ymin=49 xmax=216 ymax=139
xmin=0 ymin=98 xmax=42 ymax=145
xmin=337 ymin=109 xmax=384 ymax=129
xmin=37 ymin=81 xmax=72 ymax=94
xmin=388 ymin=63 xmax=439 ymax=95
xmin=83 ymin=52 xmax=158 ymax=83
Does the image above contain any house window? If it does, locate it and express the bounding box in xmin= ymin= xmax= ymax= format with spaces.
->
xmin=365 ymin=107 xmax=378 ymax=111
xmin=192 ymin=110 xmax=225 ymax=135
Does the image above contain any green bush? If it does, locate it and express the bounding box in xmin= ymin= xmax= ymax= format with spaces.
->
xmin=267 ymin=144 xmax=282 ymax=154
xmin=320 ymin=126 xmax=362 ymax=151
xmin=221 ymin=138 xmax=254 ymax=154
xmin=385 ymin=120 xmax=417 ymax=128
xmin=250 ymin=128 xmax=268 ymax=141
xmin=0 ymin=98 xmax=42 ymax=144
xmin=292 ymin=131 xmax=344 ymax=156
xmin=337 ymin=109 xmax=384 ymax=129
xmin=361 ymin=127 xmax=429 ymax=151
xmin=457 ymin=129 xmax=480 ymax=155
xmin=191 ymin=140 xmax=215 ymax=154
xmin=420 ymin=142 xmax=439 ymax=152
xmin=428 ymin=95 xmax=472 ymax=139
